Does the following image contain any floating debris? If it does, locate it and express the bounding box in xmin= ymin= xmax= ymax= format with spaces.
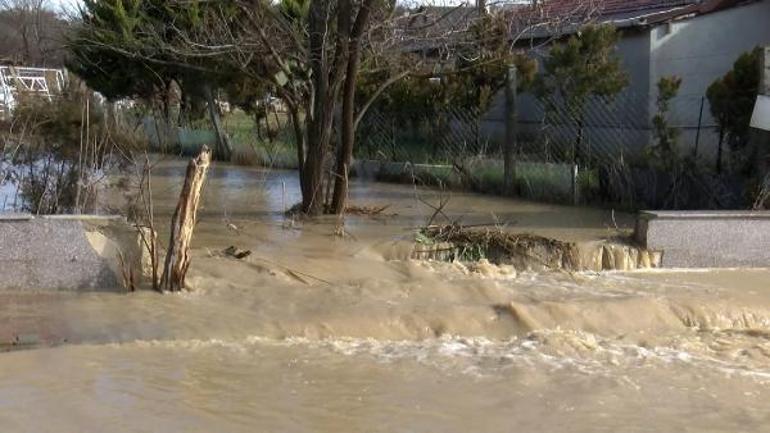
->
xmin=223 ymin=246 xmax=252 ymax=259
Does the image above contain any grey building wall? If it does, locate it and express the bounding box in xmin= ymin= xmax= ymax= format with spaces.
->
xmin=482 ymin=0 xmax=770 ymax=163
xmin=649 ymin=0 xmax=770 ymax=159
xmin=482 ymin=31 xmax=654 ymax=157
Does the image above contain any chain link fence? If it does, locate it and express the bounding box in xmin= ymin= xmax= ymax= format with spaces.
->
xmin=354 ymin=90 xmax=752 ymax=210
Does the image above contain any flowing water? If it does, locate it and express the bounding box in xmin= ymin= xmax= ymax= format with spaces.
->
xmin=1 ymin=159 xmax=769 ymax=432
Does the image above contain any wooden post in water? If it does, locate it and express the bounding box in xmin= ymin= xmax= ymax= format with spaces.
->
xmin=204 ymin=84 xmax=232 ymax=160
xmin=160 ymin=146 xmax=212 ymax=292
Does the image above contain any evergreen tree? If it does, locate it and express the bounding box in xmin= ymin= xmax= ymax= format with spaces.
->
xmin=534 ymin=24 xmax=628 ymax=164
xmin=707 ymin=47 xmax=761 ymax=173
xmin=67 ymin=0 xmax=236 ymax=159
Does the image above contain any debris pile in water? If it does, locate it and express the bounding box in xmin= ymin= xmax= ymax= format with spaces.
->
xmin=285 ymin=202 xmax=395 ymax=217
xmin=413 ymin=224 xmax=660 ymax=272
xmin=223 ymin=246 xmax=252 ymax=259
xmin=343 ymin=204 xmax=393 ymax=216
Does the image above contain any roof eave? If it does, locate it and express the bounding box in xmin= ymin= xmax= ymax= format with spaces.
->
xmin=515 ymin=0 xmax=755 ymax=41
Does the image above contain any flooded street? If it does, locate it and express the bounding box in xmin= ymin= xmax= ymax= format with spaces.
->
xmin=1 ymin=159 xmax=769 ymax=432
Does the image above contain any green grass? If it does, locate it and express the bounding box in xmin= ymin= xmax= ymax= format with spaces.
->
xmin=163 ymin=111 xmax=585 ymax=205
xmin=355 ymin=134 xmax=450 ymax=165
xmin=168 ymin=110 xmax=298 ymax=168
xmin=224 ymin=110 xmax=299 ymax=169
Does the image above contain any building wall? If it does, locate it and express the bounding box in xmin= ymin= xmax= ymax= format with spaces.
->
xmin=482 ymin=0 xmax=770 ymax=163
xmin=481 ymin=30 xmax=654 ymax=158
xmin=649 ymin=0 xmax=770 ymax=159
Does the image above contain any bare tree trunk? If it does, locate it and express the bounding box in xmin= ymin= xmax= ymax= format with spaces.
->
xmin=303 ymin=0 xmax=338 ymax=216
xmin=288 ymin=105 xmax=305 ymax=189
xmin=302 ymin=112 xmax=330 ymax=215
xmin=270 ymin=102 xmax=283 ymax=143
xmin=160 ymin=146 xmax=212 ymax=292
xmin=254 ymin=110 xmax=264 ymax=141
xmin=330 ymin=0 xmax=374 ymax=214
xmin=330 ymin=42 xmax=361 ymax=214
xmin=204 ymin=84 xmax=232 ymax=161
xmin=302 ymin=0 xmax=327 ymax=215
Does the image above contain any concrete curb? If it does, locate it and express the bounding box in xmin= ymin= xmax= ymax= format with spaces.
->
xmin=0 ymin=215 xmax=143 ymax=291
xmin=635 ymin=211 xmax=770 ymax=268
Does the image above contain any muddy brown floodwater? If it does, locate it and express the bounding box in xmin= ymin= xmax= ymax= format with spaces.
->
xmin=0 ymin=158 xmax=769 ymax=432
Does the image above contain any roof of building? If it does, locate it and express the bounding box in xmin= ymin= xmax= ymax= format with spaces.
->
xmin=505 ymin=0 xmax=754 ymax=39
xmin=531 ymin=0 xmax=697 ymax=17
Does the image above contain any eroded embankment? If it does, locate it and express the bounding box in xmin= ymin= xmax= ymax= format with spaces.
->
xmin=411 ymin=224 xmax=659 ymax=272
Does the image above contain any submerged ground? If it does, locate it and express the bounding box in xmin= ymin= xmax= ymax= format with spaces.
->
xmin=0 ymin=159 xmax=768 ymax=432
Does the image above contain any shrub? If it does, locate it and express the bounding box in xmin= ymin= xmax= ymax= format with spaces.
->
xmin=649 ymin=75 xmax=683 ymax=168
xmin=2 ymin=85 xmax=145 ymax=214
xmin=707 ymin=48 xmax=761 ymax=174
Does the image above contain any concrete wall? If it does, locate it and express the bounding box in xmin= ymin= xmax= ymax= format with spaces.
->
xmin=0 ymin=215 xmax=144 ymax=291
xmin=649 ymin=0 xmax=770 ymax=158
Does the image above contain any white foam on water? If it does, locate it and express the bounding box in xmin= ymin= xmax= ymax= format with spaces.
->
xmin=110 ymin=329 xmax=770 ymax=383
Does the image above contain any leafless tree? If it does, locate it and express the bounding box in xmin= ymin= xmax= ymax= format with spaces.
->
xmin=0 ymin=0 xmax=68 ymax=66
xmin=75 ymin=0 xmax=478 ymax=215
xmin=70 ymin=0 xmax=604 ymax=215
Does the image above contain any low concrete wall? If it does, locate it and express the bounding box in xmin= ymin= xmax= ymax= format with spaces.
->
xmin=635 ymin=211 xmax=770 ymax=268
xmin=0 ymin=214 xmax=144 ymax=291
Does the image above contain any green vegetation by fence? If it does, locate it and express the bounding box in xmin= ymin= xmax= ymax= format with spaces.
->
xmin=143 ymin=110 xmax=299 ymax=170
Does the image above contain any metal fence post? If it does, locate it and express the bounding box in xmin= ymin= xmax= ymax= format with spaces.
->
xmin=503 ymin=65 xmax=518 ymax=195
xmin=572 ymin=163 xmax=580 ymax=205
xmin=694 ymin=95 xmax=704 ymax=158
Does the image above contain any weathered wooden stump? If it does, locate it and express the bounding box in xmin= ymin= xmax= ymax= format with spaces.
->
xmin=160 ymin=146 xmax=212 ymax=292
